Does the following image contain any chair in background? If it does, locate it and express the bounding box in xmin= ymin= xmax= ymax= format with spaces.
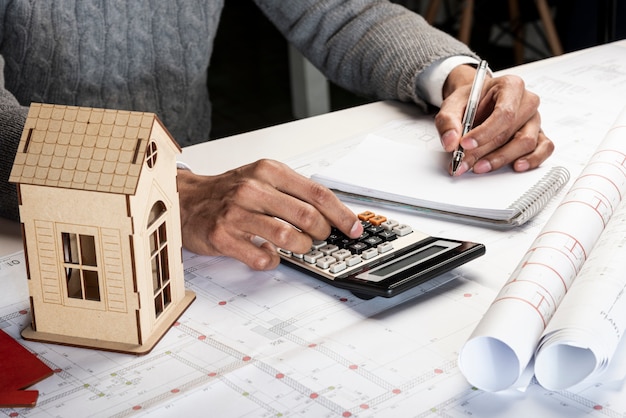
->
xmin=421 ymin=0 xmax=563 ymax=64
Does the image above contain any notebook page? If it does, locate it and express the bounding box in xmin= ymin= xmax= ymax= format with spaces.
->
xmin=312 ymin=135 xmax=555 ymax=220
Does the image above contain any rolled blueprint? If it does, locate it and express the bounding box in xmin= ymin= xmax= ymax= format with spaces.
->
xmin=534 ymin=194 xmax=626 ymax=390
xmin=458 ymin=106 xmax=626 ymax=392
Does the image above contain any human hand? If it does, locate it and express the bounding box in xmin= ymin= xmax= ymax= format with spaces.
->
xmin=177 ymin=159 xmax=364 ymax=270
xmin=436 ymin=64 xmax=554 ymax=176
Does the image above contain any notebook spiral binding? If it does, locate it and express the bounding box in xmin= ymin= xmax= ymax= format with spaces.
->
xmin=508 ymin=166 xmax=570 ymax=225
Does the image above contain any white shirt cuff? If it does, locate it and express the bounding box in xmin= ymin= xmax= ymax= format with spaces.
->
xmin=417 ymin=56 xmax=481 ymax=107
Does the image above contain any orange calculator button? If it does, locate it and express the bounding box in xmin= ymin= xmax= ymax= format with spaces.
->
xmin=369 ymin=215 xmax=387 ymax=226
xmin=358 ymin=211 xmax=376 ymax=221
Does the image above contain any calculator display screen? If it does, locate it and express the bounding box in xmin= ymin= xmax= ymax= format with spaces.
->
xmin=370 ymin=245 xmax=447 ymax=277
xmin=355 ymin=240 xmax=462 ymax=283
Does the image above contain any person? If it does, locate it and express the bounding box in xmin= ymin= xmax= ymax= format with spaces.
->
xmin=0 ymin=0 xmax=553 ymax=271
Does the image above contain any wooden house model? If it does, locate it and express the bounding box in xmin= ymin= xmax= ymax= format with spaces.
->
xmin=9 ymin=103 xmax=195 ymax=354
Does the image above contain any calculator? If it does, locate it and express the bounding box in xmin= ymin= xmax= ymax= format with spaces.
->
xmin=278 ymin=210 xmax=485 ymax=299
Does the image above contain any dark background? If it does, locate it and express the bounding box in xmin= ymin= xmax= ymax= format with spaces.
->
xmin=207 ymin=0 xmax=626 ymax=139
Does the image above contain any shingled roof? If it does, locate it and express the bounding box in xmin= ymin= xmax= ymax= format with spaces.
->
xmin=9 ymin=103 xmax=170 ymax=195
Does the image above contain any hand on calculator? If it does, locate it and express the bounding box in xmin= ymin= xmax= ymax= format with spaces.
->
xmin=176 ymin=159 xmax=364 ymax=270
xmin=279 ymin=210 xmax=485 ymax=299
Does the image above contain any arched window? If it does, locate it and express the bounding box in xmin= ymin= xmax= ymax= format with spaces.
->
xmin=147 ymin=201 xmax=171 ymax=318
xmin=148 ymin=201 xmax=166 ymax=227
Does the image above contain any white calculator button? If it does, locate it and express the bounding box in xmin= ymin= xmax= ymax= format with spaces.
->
xmin=345 ymin=254 xmax=362 ymax=266
xmin=304 ymin=250 xmax=324 ymax=264
xmin=377 ymin=242 xmax=394 ymax=253
xmin=316 ymin=256 xmax=337 ymax=269
xmin=311 ymin=240 xmax=327 ymax=250
xmin=393 ymin=224 xmax=413 ymax=236
xmin=329 ymin=261 xmax=347 ymax=274
xmin=361 ymin=248 xmax=379 ymax=260
xmin=319 ymin=244 xmax=339 ymax=255
xmin=292 ymin=252 xmax=304 ymax=259
xmin=381 ymin=219 xmax=399 ymax=230
xmin=331 ymin=249 xmax=352 ymax=261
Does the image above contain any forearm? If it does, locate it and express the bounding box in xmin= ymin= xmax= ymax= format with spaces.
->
xmin=255 ymin=0 xmax=477 ymax=106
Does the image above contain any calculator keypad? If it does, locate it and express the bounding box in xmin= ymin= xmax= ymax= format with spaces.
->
xmin=279 ymin=211 xmax=430 ymax=280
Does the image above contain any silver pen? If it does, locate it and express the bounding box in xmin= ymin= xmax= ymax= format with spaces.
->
xmin=451 ymin=60 xmax=489 ymax=175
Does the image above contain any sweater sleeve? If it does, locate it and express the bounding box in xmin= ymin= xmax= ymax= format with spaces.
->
xmin=0 ymin=55 xmax=29 ymax=221
xmin=253 ymin=0 xmax=478 ymax=109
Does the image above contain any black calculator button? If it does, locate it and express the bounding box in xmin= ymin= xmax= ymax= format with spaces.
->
xmin=327 ymin=232 xmax=343 ymax=245
xmin=378 ymin=230 xmax=397 ymax=241
xmin=338 ymin=238 xmax=354 ymax=249
xmin=363 ymin=236 xmax=383 ymax=247
xmin=357 ymin=231 xmax=370 ymax=240
xmin=348 ymin=242 xmax=369 ymax=254
xmin=366 ymin=225 xmax=385 ymax=235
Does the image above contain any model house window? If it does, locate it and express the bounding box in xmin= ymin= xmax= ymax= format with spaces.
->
xmin=62 ymin=232 xmax=101 ymax=301
xmin=148 ymin=201 xmax=171 ymax=318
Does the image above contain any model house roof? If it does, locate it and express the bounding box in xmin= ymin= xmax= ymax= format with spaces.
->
xmin=9 ymin=103 xmax=178 ymax=195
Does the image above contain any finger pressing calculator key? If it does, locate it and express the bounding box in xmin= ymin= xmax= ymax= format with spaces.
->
xmin=278 ymin=210 xmax=485 ymax=299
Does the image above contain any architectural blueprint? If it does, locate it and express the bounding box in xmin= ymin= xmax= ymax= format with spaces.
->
xmin=4 ymin=42 xmax=626 ymax=417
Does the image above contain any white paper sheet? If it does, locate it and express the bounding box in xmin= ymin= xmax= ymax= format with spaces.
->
xmin=312 ymin=134 xmax=562 ymax=221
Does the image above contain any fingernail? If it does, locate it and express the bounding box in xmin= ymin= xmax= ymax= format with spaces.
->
xmin=350 ymin=220 xmax=363 ymax=237
xmin=473 ymin=159 xmax=492 ymax=174
xmin=454 ymin=161 xmax=470 ymax=176
xmin=441 ymin=130 xmax=458 ymax=151
xmin=515 ymin=159 xmax=530 ymax=171
xmin=461 ymin=137 xmax=479 ymax=150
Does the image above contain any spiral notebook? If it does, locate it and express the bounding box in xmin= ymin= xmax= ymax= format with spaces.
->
xmin=311 ymin=135 xmax=570 ymax=228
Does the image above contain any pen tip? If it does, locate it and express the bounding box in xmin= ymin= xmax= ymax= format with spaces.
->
xmin=451 ymin=162 xmax=460 ymax=176
xmin=451 ymin=151 xmax=464 ymax=176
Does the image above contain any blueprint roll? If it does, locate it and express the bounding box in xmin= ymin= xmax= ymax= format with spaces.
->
xmin=533 ymin=193 xmax=626 ymax=391
xmin=458 ymin=105 xmax=626 ymax=392
xmin=458 ymin=293 xmax=545 ymax=391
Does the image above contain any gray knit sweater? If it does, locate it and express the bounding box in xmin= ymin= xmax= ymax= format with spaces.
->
xmin=0 ymin=0 xmax=475 ymax=220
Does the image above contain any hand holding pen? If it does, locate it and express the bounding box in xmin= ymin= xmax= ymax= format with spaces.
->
xmin=437 ymin=61 xmax=553 ymax=176
xmin=451 ymin=60 xmax=488 ymax=175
